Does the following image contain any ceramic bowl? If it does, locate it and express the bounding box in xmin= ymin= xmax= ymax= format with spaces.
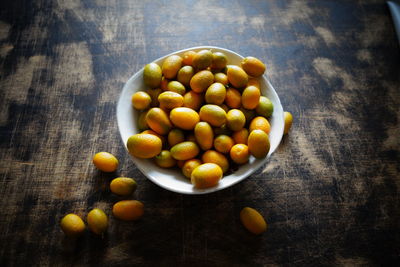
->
xmin=117 ymin=46 xmax=284 ymax=194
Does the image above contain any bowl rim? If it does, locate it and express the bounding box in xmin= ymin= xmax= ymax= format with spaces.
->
xmin=117 ymin=46 xmax=284 ymax=195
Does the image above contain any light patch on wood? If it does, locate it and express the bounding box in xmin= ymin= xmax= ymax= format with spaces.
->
xmin=0 ymin=20 xmax=11 ymax=40
xmin=313 ymin=57 xmax=337 ymax=79
xmin=53 ymin=42 xmax=95 ymax=94
xmin=356 ymin=49 xmax=372 ymax=63
xmin=0 ymin=44 xmax=13 ymax=57
xmin=331 ymin=90 xmax=356 ymax=114
xmin=192 ymin=0 xmax=247 ymax=33
xmin=55 ymin=0 xmax=96 ymax=22
xmin=152 ymin=12 xmax=191 ymax=35
xmin=335 ymin=256 xmax=370 ymax=266
xmin=315 ymin=26 xmax=337 ymax=45
xmin=77 ymin=1 xmax=144 ymax=51
xmin=280 ymin=1 xmax=315 ymax=25
xmin=290 ymin=130 xmax=330 ymax=177
xmin=100 ymin=16 xmax=118 ymax=42
xmin=250 ymin=16 xmax=265 ymax=30
xmin=0 ymin=55 xmax=47 ymax=125
xmin=56 ymin=0 xmax=81 ymax=10
xmin=63 ymin=119 xmax=83 ymax=143
xmin=248 ymin=37 xmax=283 ymax=48
xmin=304 ymin=108 xmax=372 ymax=209
xmin=312 ymin=57 xmax=357 ymax=90
xmin=97 ymin=1 xmax=144 ymax=45
xmin=313 ymin=105 xmax=360 ymax=131
xmin=297 ymin=34 xmax=319 ymax=47
xmin=312 ymin=58 xmax=362 ymax=130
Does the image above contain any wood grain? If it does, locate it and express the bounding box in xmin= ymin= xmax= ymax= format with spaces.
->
xmin=0 ymin=0 xmax=399 ymax=266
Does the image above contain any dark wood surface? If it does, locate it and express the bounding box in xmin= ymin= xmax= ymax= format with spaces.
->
xmin=1 ymin=0 xmax=399 ymax=266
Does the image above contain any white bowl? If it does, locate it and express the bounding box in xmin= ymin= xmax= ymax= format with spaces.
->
xmin=117 ymin=46 xmax=284 ymax=195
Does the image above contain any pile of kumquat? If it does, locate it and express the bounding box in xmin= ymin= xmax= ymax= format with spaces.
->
xmin=128 ymin=49 xmax=292 ymax=189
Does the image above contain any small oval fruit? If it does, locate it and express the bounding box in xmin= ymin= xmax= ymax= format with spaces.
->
xmin=192 ymin=49 xmax=213 ymax=70
xmin=241 ymin=57 xmax=266 ymax=77
xmin=242 ymin=86 xmax=260 ymax=110
xmin=158 ymin=91 xmax=184 ymax=109
xmin=141 ymin=129 xmax=166 ymax=146
xmin=146 ymin=107 xmax=172 ymax=135
xmin=232 ymin=128 xmax=249 ymax=145
xmin=170 ymin=107 xmax=200 ymax=130
xmin=183 ymin=91 xmax=204 ymax=111
xmin=191 ymin=163 xmax=223 ymax=189
xmin=182 ymin=50 xmax=196 ymax=66
xmin=167 ymin=81 xmax=186 ymax=95
xmin=199 ymin=104 xmax=227 ymax=127
xmin=247 ymin=78 xmax=261 ymax=89
xmin=131 ymin=91 xmax=151 ymax=110
xmin=162 ymin=55 xmax=182 ymax=79
xmin=284 ymin=111 xmax=293 ymax=134
xmin=182 ymin=159 xmax=202 ymax=179
xmin=190 ymin=70 xmax=214 ymax=93
xmin=127 ymin=133 xmax=162 ymax=159
xmin=110 ymin=177 xmax=137 ymax=196
xmin=230 ymin=144 xmax=249 ymax=164
xmin=93 ymin=152 xmax=119 ymax=172
xmin=240 ymin=207 xmax=267 ymax=235
xmin=248 ymin=129 xmax=270 ymax=158
xmin=227 ymin=65 xmax=248 ymax=88
xmin=87 ymin=209 xmax=108 ymax=235
xmin=168 ymin=128 xmax=185 ymax=147
xmin=226 ymin=109 xmax=246 ymax=131
xmin=249 ymin=116 xmax=270 ymax=134
xmin=214 ymin=72 xmax=228 ymax=85
xmin=113 ymin=200 xmax=144 ymax=221
xmin=155 ymin=150 xmax=176 ymax=168
xmin=211 ymin=52 xmax=228 ymax=70
xmin=194 ymin=122 xmax=214 ymax=150
xmin=177 ymin=65 xmax=195 ymax=87
xmin=202 ymin=150 xmax=229 ymax=173
xmin=225 ymin=88 xmax=242 ymax=109
xmin=214 ymin=135 xmax=235 ymax=154
xmin=170 ymin=141 xmax=200 ymax=160
xmin=205 ymin=82 xmax=226 ymax=105
xmin=256 ymin=96 xmax=273 ymax=118
xmin=143 ymin=63 xmax=162 ymax=88
xmin=60 ymin=214 xmax=85 ymax=236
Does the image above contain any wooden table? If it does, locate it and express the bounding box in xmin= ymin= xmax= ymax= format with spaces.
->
xmin=1 ymin=0 xmax=399 ymax=266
